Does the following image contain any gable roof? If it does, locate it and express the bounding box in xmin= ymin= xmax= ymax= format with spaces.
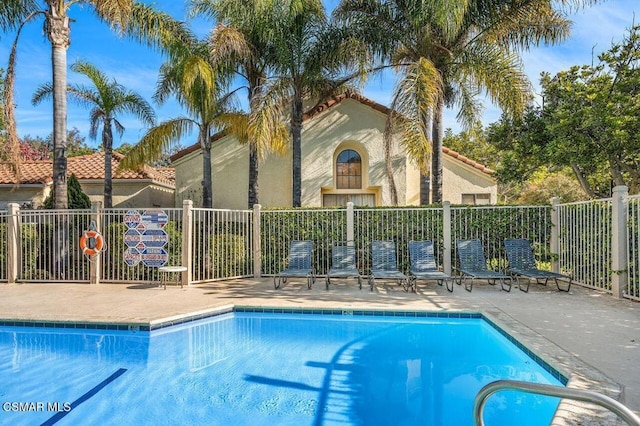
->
xmin=442 ymin=147 xmax=494 ymax=174
xmin=0 ymin=152 xmax=175 ymax=187
xmin=169 ymin=92 xmax=494 ymax=175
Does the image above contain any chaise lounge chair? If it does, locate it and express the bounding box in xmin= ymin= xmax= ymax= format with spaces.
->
xmin=325 ymin=244 xmax=362 ymax=290
xmin=504 ymin=238 xmax=572 ymax=292
xmin=274 ymin=240 xmax=315 ymax=290
xmin=408 ymin=241 xmax=453 ymax=292
xmin=455 ymin=239 xmax=512 ymax=292
xmin=368 ymin=241 xmax=409 ymax=292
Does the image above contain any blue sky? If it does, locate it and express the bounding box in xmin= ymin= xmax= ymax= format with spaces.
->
xmin=0 ymin=0 xmax=637 ymax=149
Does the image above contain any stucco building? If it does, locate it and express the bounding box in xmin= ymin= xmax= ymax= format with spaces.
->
xmin=170 ymin=93 xmax=497 ymax=209
xmin=0 ymin=152 xmax=175 ymax=208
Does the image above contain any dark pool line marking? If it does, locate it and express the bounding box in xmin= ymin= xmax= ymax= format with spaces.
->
xmin=40 ymin=368 xmax=128 ymax=426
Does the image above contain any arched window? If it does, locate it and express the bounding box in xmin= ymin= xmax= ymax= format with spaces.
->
xmin=336 ymin=149 xmax=361 ymax=189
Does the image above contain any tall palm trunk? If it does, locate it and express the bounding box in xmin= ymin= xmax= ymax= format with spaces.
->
xmin=201 ymin=125 xmax=213 ymax=208
xmin=103 ymin=120 xmax=114 ymax=208
xmin=46 ymin=3 xmax=70 ymax=280
xmin=419 ymin=173 xmax=430 ymax=205
xmin=47 ymin=4 xmax=69 ymax=209
xmin=291 ymin=88 xmax=303 ymax=207
xmin=247 ymin=76 xmax=261 ymax=208
xmin=431 ymin=97 xmax=444 ymax=204
xmin=248 ymin=144 xmax=259 ymax=208
xmin=420 ymin=110 xmax=431 ymax=205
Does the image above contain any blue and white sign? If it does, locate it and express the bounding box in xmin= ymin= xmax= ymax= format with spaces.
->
xmin=124 ymin=229 xmax=142 ymax=247
xmin=123 ymin=209 xmax=169 ymax=267
xmin=140 ymin=209 xmax=169 ymax=230
xmin=140 ymin=229 xmax=169 ymax=247
xmin=124 ymin=210 xmax=142 ymax=229
xmin=140 ymin=248 xmax=168 ymax=267
xmin=123 ymin=247 xmax=141 ymax=266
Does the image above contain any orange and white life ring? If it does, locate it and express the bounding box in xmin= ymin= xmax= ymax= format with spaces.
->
xmin=79 ymin=230 xmax=104 ymax=256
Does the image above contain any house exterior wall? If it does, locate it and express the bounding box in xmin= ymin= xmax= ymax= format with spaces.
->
xmin=442 ymin=157 xmax=497 ymax=204
xmin=172 ymin=98 xmax=497 ymax=208
xmin=173 ymin=136 xmax=291 ymax=210
xmin=80 ymin=181 xmax=175 ymax=208
xmin=174 ymin=99 xmax=408 ymax=208
xmin=405 ymin=155 xmax=497 ymax=205
xmin=0 ymin=185 xmax=51 ymax=208
xmin=301 ymin=99 xmax=405 ymax=207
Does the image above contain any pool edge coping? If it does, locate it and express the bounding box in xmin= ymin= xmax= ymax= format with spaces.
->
xmin=1 ymin=304 xmax=625 ymax=425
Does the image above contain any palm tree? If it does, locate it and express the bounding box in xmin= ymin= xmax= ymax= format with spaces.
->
xmin=189 ymin=0 xmax=289 ymax=208
xmin=0 ymin=1 xmax=36 ymax=31
xmin=271 ymin=0 xmax=334 ymax=207
xmin=192 ymin=1 xmax=362 ymax=207
xmin=120 ymin=39 xmax=243 ymax=208
xmin=2 ymin=0 xmax=187 ymax=209
xmin=32 ymin=60 xmax=156 ymax=208
xmin=335 ymin=0 xmax=598 ymax=204
xmin=1 ymin=1 xmax=37 ymax=178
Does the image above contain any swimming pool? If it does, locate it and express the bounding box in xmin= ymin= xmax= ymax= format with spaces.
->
xmin=0 ymin=311 xmax=564 ymax=425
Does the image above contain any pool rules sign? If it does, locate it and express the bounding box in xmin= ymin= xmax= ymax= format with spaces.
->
xmin=123 ymin=209 xmax=169 ymax=267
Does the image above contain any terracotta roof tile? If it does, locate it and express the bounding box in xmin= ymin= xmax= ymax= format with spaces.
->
xmin=0 ymin=152 xmax=175 ymax=186
xmin=442 ymin=147 xmax=494 ymax=174
xmin=169 ymin=92 xmax=493 ymax=175
xmin=170 ymin=134 xmax=224 ymax=163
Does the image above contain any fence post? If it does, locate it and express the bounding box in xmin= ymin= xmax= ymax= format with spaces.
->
xmin=253 ymin=204 xmax=262 ymax=278
xmin=443 ymin=201 xmax=452 ymax=275
xmin=90 ymin=201 xmax=102 ymax=284
xmin=7 ymin=203 xmax=20 ymax=284
xmin=550 ymin=197 xmax=560 ymax=274
xmin=346 ymin=202 xmax=354 ymax=244
xmin=182 ymin=199 xmax=193 ymax=286
xmin=611 ymin=186 xmax=628 ymax=298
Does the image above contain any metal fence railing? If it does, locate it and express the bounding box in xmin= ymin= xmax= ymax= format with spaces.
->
xmin=354 ymin=207 xmax=443 ymax=275
xmin=17 ymin=209 xmax=92 ymax=282
xmin=259 ymin=205 xmax=551 ymax=277
xmin=100 ymin=208 xmax=184 ymax=284
xmin=557 ymin=199 xmax=613 ymax=291
xmin=0 ymin=193 xmax=636 ymax=299
xmin=191 ymin=209 xmax=253 ymax=283
xmin=0 ymin=210 xmax=8 ymax=282
xmin=260 ymin=208 xmax=347 ymax=276
xmin=451 ymin=205 xmax=552 ymax=271
xmin=627 ymin=195 xmax=640 ymax=301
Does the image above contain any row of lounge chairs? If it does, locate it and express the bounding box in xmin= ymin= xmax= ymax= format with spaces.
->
xmin=274 ymin=239 xmax=572 ymax=293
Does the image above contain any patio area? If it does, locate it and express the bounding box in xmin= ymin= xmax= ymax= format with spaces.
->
xmin=1 ymin=279 xmax=638 ymax=425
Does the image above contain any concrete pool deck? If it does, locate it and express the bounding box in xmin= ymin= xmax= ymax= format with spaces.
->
xmin=1 ymin=278 xmax=638 ymax=425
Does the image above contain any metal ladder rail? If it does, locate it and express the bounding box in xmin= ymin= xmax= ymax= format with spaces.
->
xmin=474 ymin=379 xmax=640 ymax=426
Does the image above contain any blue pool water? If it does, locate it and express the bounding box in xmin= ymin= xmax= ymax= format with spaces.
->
xmin=0 ymin=313 xmax=563 ymax=425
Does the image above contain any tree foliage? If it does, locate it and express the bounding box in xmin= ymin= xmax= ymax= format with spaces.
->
xmin=334 ymin=0 xmax=596 ymax=204
xmin=43 ymin=173 xmax=90 ymax=209
xmin=539 ymin=24 xmax=640 ymax=196
xmin=485 ymin=24 xmax=640 ymax=198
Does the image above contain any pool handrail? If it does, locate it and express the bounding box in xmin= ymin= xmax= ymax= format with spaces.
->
xmin=474 ymin=379 xmax=640 ymax=426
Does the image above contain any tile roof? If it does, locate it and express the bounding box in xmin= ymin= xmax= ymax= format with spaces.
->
xmin=169 ymin=92 xmax=494 ymax=175
xmin=0 ymin=152 xmax=175 ymax=186
xmin=442 ymin=147 xmax=494 ymax=174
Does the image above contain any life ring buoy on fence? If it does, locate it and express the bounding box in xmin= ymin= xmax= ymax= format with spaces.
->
xmin=80 ymin=230 xmax=104 ymax=256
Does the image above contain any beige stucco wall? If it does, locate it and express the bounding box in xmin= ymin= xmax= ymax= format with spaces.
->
xmin=442 ymin=157 xmax=497 ymax=204
xmin=172 ymin=98 xmax=497 ymax=208
xmin=0 ymin=181 xmax=174 ymax=209
xmin=173 ymin=136 xmax=290 ymax=209
xmin=0 ymin=185 xmax=51 ymax=208
xmin=405 ymin=156 xmax=497 ymax=205
xmin=301 ymin=99 xmax=406 ymax=206
xmin=173 ymin=99 xmax=407 ymax=208
xmin=80 ymin=181 xmax=175 ymax=208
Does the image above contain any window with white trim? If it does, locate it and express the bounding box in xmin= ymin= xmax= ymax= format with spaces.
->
xmin=336 ymin=149 xmax=362 ymax=189
xmin=461 ymin=193 xmax=491 ymax=205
